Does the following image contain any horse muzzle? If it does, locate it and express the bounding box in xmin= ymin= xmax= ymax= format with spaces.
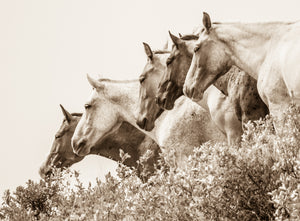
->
xmin=183 ymin=85 xmax=203 ymax=102
xmin=72 ymin=138 xmax=90 ymax=156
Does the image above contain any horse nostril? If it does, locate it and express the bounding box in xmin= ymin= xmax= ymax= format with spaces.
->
xmin=78 ymin=139 xmax=87 ymax=149
xmin=191 ymin=88 xmax=195 ymax=98
xmin=39 ymin=166 xmax=52 ymax=179
xmin=156 ymin=95 xmax=166 ymax=107
xmin=162 ymin=97 xmax=166 ymax=105
xmin=143 ymin=118 xmax=147 ymax=128
xmin=137 ymin=118 xmax=147 ymax=129
xmin=155 ymin=96 xmax=159 ymax=105
xmin=183 ymin=86 xmax=188 ymax=97
xmin=45 ymin=170 xmax=53 ymax=178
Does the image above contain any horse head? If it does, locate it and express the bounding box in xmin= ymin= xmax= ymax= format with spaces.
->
xmin=183 ymin=12 xmax=232 ymax=102
xmin=136 ymin=42 xmax=168 ymax=131
xmin=157 ymin=31 xmax=198 ymax=110
xmin=71 ymin=75 xmax=122 ymax=156
xmin=39 ymin=105 xmax=84 ymax=179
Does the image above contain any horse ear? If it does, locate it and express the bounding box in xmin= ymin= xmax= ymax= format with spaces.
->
xmin=143 ymin=42 xmax=153 ymax=60
xmin=169 ymin=31 xmax=182 ymax=48
xmin=203 ymin=12 xmax=211 ymax=32
xmin=87 ymin=74 xmax=104 ymax=91
xmin=59 ymin=104 xmax=73 ymax=123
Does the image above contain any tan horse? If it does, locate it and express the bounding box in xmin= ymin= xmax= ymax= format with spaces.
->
xmin=137 ymin=43 xmax=225 ymax=140
xmin=157 ymin=33 xmax=268 ymax=131
xmin=71 ymin=74 xmax=225 ymax=168
xmin=155 ymin=34 xmax=241 ymax=144
xmin=39 ymin=105 xmax=161 ymax=181
xmin=184 ymin=12 xmax=300 ymax=119
xmin=135 ymin=42 xmax=226 ymax=161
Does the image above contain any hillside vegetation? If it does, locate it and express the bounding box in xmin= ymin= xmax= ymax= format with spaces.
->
xmin=1 ymin=105 xmax=299 ymax=221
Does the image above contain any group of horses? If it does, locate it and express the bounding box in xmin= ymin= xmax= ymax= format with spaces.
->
xmin=40 ymin=12 xmax=300 ymax=180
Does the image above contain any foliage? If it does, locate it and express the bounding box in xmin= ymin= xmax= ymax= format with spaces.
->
xmin=1 ymin=106 xmax=299 ymax=220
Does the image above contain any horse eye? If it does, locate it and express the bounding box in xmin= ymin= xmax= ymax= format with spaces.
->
xmin=166 ymin=57 xmax=173 ymax=66
xmin=139 ymin=77 xmax=145 ymax=84
xmin=194 ymin=46 xmax=200 ymax=53
xmin=84 ymin=104 xmax=92 ymax=109
xmin=55 ymin=134 xmax=62 ymax=139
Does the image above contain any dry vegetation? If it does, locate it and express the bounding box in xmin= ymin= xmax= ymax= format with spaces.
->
xmin=1 ymin=105 xmax=299 ymax=220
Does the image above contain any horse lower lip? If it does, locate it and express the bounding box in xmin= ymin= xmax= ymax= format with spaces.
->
xmin=76 ymin=142 xmax=88 ymax=156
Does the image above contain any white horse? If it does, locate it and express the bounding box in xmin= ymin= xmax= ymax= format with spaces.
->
xmin=184 ymin=12 xmax=300 ymax=119
xmin=71 ymin=75 xmax=225 ymax=168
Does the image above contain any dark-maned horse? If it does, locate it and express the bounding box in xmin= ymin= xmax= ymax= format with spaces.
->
xmin=157 ymin=32 xmax=268 ymax=143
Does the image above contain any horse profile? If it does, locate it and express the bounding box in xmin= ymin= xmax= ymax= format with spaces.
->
xmin=156 ymin=33 xmax=241 ymax=144
xmin=157 ymin=32 xmax=268 ymax=133
xmin=39 ymin=105 xmax=161 ymax=181
xmin=184 ymin=12 xmax=300 ymax=119
xmin=71 ymin=72 xmax=225 ymax=168
xmin=135 ymin=42 xmax=226 ymax=159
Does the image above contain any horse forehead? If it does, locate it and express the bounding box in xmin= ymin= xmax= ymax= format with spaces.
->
xmin=87 ymin=89 xmax=105 ymax=104
xmin=142 ymin=62 xmax=154 ymax=76
xmin=154 ymin=53 xmax=169 ymax=64
xmin=56 ymin=120 xmax=69 ymax=135
xmin=170 ymin=46 xmax=180 ymax=58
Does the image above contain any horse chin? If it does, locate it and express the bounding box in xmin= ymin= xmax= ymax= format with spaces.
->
xmin=164 ymin=90 xmax=182 ymax=110
xmin=144 ymin=122 xmax=155 ymax=132
xmin=189 ymin=90 xmax=203 ymax=102
xmin=191 ymin=90 xmax=204 ymax=102
xmin=190 ymin=96 xmax=202 ymax=103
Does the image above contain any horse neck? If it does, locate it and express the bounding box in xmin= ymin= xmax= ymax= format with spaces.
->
xmin=89 ymin=122 xmax=145 ymax=167
xmin=214 ymin=22 xmax=289 ymax=79
xmin=213 ymin=67 xmax=238 ymax=96
xmin=102 ymin=80 xmax=158 ymax=141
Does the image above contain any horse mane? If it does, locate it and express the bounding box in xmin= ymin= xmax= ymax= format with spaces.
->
xmin=153 ymin=50 xmax=170 ymax=54
xmin=180 ymin=34 xmax=199 ymax=40
xmin=97 ymin=78 xmax=138 ymax=83
xmin=71 ymin=113 xmax=83 ymax=117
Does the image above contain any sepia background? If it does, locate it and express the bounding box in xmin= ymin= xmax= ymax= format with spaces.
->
xmin=0 ymin=0 xmax=299 ymax=196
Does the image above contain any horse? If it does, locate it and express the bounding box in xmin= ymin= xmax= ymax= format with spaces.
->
xmin=39 ymin=105 xmax=161 ymax=181
xmin=157 ymin=32 xmax=268 ymax=133
xmin=136 ymin=43 xmax=232 ymax=145
xmin=155 ymin=34 xmax=241 ymax=144
xmin=71 ymin=73 xmax=225 ymax=168
xmin=183 ymin=12 xmax=300 ymax=119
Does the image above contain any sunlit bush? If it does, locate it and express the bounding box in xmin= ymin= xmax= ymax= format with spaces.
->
xmin=1 ymin=106 xmax=299 ymax=220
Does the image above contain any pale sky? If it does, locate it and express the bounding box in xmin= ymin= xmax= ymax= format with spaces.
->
xmin=0 ymin=0 xmax=299 ymax=196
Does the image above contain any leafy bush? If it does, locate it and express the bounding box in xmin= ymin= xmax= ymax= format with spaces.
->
xmin=1 ymin=106 xmax=299 ymax=220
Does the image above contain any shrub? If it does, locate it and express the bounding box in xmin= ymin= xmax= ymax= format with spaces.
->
xmin=0 ymin=105 xmax=299 ymax=220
